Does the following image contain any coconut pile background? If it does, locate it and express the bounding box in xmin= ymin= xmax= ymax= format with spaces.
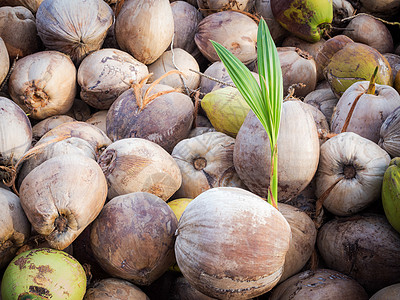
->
xmin=1 ymin=0 xmax=400 ymax=299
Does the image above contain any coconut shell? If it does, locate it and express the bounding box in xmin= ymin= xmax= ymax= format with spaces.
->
xmin=197 ymin=0 xmax=255 ymax=16
xmin=97 ymin=138 xmax=182 ymax=200
xmin=171 ymin=132 xmax=246 ymax=199
xmin=255 ymin=0 xmax=288 ymax=44
xmin=36 ymin=0 xmax=113 ymax=65
xmin=85 ymin=110 xmax=108 ymax=134
xmin=0 ymin=188 xmax=30 ymax=270
xmin=169 ymin=276 xmax=217 ymax=300
xmin=370 ymin=283 xmax=400 ymax=300
xmin=115 ymin=0 xmax=174 ymax=64
xmin=384 ymin=53 xmax=400 ymax=85
xmin=0 ymin=6 xmax=39 ymax=60
xmin=303 ymin=88 xmax=339 ymax=124
xmin=332 ymin=0 xmax=355 ymax=31
xmin=0 ymin=37 xmax=8 ymax=86
xmin=9 ymin=51 xmax=77 ymax=120
xmin=90 ymin=192 xmax=178 ymax=285
xmin=379 ymin=106 xmax=400 ymax=157
xmin=106 ymin=83 xmax=194 ymax=153
xmin=32 ymin=115 xmax=76 ymax=145
xmin=78 ymin=48 xmax=149 ymax=110
xmin=84 ymin=278 xmax=149 ymax=300
xmin=270 ymin=269 xmax=368 ymax=300
xmin=195 ymin=10 xmax=258 ymax=64
xmin=0 ymin=0 xmax=43 ymax=13
xmin=19 ymin=154 xmax=108 ymax=250
xmin=349 ymin=0 xmax=400 ymax=18
xmin=234 ymin=100 xmax=320 ymax=201
xmin=175 ymin=187 xmax=291 ymax=299
xmin=317 ymin=213 xmax=400 ymax=293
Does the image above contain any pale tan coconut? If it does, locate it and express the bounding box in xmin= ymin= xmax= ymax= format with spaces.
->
xmin=0 ymin=6 xmax=39 ymax=60
xmin=379 ymin=106 xmax=400 ymax=157
xmin=303 ymin=88 xmax=339 ymax=124
xmin=85 ymin=110 xmax=108 ymax=134
xmin=8 ymin=51 xmax=77 ymax=120
xmin=278 ymin=203 xmax=317 ymax=283
xmin=84 ymin=278 xmax=149 ymax=300
xmin=234 ymin=100 xmax=320 ymax=201
xmin=344 ymin=14 xmax=394 ymax=54
xmin=0 ymin=0 xmax=43 ymax=13
xmin=197 ymin=0 xmax=255 ymax=16
xmin=36 ymin=0 xmax=113 ymax=65
xmin=255 ymin=0 xmax=288 ymax=43
xmin=270 ymin=269 xmax=368 ymax=300
xmin=317 ymin=213 xmax=400 ymax=294
xmin=315 ymin=132 xmax=391 ymax=216
xmin=115 ymin=0 xmax=174 ymax=64
xmin=172 ymin=132 xmax=246 ymax=199
xmin=78 ymin=48 xmax=149 ymax=109
xmin=19 ymin=154 xmax=108 ymax=250
xmin=370 ymin=283 xmax=400 ymax=300
xmin=32 ymin=115 xmax=76 ymax=145
xmin=278 ymin=47 xmax=317 ymax=97
xmin=90 ymin=192 xmax=178 ymax=285
xmin=148 ymin=48 xmax=200 ymax=90
xmin=0 ymin=187 xmax=30 ymax=270
xmin=171 ymin=1 xmax=203 ymax=55
xmin=98 ymin=138 xmax=182 ymax=200
xmin=175 ymin=187 xmax=291 ymax=299
xmin=195 ymin=10 xmax=258 ymax=64
xmin=0 ymin=37 xmax=9 ymax=86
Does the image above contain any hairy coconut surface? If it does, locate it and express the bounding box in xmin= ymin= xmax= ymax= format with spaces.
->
xmin=90 ymin=192 xmax=178 ymax=285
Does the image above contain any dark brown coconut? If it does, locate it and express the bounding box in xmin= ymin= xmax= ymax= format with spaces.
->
xmin=84 ymin=278 xmax=150 ymax=300
xmin=0 ymin=0 xmax=43 ymax=13
xmin=106 ymin=83 xmax=194 ymax=153
xmin=90 ymin=192 xmax=178 ymax=286
xmin=269 ymin=269 xmax=368 ymax=300
xmin=317 ymin=214 xmax=400 ymax=293
xmin=169 ymin=276 xmax=217 ymax=300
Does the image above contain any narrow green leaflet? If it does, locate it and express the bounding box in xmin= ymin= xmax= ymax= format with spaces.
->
xmin=212 ymin=18 xmax=283 ymax=208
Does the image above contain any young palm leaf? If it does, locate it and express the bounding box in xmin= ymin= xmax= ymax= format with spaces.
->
xmin=211 ymin=18 xmax=283 ymax=209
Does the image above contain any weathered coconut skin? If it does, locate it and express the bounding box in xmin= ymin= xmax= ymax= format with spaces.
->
xmin=370 ymin=283 xmax=400 ymax=300
xmin=270 ymin=269 xmax=368 ymax=300
xmin=90 ymin=192 xmax=178 ymax=286
xmin=379 ymin=107 xmax=400 ymax=157
xmin=106 ymin=84 xmax=194 ymax=153
xmin=84 ymin=278 xmax=150 ymax=300
xmin=317 ymin=214 xmax=400 ymax=293
xmin=169 ymin=276 xmax=216 ymax=300
xmin=234 ymin=100 xmax=320 ymax=201
xmin=0 ymin=37 xmax=8 ymax=85
xmin=197 ymin=0 xmax=255 ymax=16
xmin=303 ymin=88 xmax=338 ymax=124
xmin=0 ymin=0 xmax=43 ymax=13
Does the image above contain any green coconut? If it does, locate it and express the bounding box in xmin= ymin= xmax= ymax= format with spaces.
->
xmin=200 ymin=86 xmax=250 ymax=137
xmin=1 ymin=248 xmax=86 ymax=300
xmin=382 ymin=157 xmax=400 ymax=233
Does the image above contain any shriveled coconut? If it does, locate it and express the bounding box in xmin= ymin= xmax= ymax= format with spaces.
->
xmin=97 ymin=138 xmax=182 ymax=200
xmin=0 ymin=188 xmax=30 ymax=270
xmin=90 ymin=192 xmax=178 ymax=285
xmin=65 ymin=99 xmax=92 ymax=121
xmin=195 ymin=10 xmax=258 ymax=64
xmin=85 ymin=110 xmax=108 ymax=134
xmin=344 ymin=14 xmax=393 ymax=54
xmin=197 ymin=0 xmax=255 ymax=16
xmin=8 ymin=51 xmax=77 ymax=120
xmin=303 ymin=88 xmax=339 ymax=124
xmin=278 ymin=203 xmax=317 ymax=283
xmin=106 ymin=82 xmax=194 ymax=153
xmin=175 ymin=187 xmax=291 ymax=299
xmin=84 ymin=278 xmax=149 ymax=300
xmin=0 ymin=0 xmax=43 ymax=13
xmin=270 ymin=269 xmax=368 ymax=300
xmin=255 ymin=0 xmax=288 ymax=43
xmin=0 ymin=38 xmax=9 ymax=86
xmin=317 ymin=213 xmax=400 ymax=293
xmin=172 ymin=132 xmax=246 ymax=199
xmin=31 ymin=115 xmax=76 ymax=146
xmin=19 ymin=154 xmax=108 ymax=250
xmin=171 ymin=1 xmax=203 ymax=54
xmin=278 ymin=47 xmax=317 ymax=97
xmin=115 ymin=0 xmax=174 ymax=64
xmin=0 ymin=6 xmax=39 ymax=60
xmin=148 ymin=48 xmax=200 ymax=90
xmin=234 ymin=100 xmax=320 ymax=201
xmin=78 ymin=48 xmax=149 ymax=110
xmin=379 ymin=106 xmax=400 ymax=157
xmin=36 ymin=0 xmax=113 ymax=65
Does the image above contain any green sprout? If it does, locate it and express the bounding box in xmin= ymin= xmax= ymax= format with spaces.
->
xmin=211 ymin=18 xmax=283 ymax=209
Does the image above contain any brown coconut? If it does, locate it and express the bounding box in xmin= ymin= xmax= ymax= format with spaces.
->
xmin=269 ymin=269 xmax=368 ymax=300
xmin=255 ymin=0 xmax=288 ymax=44
xmin=78 ymin=48 xmax=149 ymax=110
xmin=171 ymin=132 xmax=246 ymax=199
xmin=106 ymin=83 xmax=194 ymax=153
xmin=332 ymin=0 xmax=355 ymax=31
xmin=234 ymin=100 xmax=320 ymax=201
xmin=31 ymin=115 xmax=76 ymax=146
xmin=90 ymin=192 xmax=178 ymax=285
xmin=0 ymin=6 xmax=39 ymax=60
xmin=348 ymin=0 xmax=400 ymax=18
xmin=84 ymin=278 xmax=150 ymax=300
xmin=97 ymin=138 xmax=182 ymax=201
xmin=383 ymin=53 xmax=400 ymax=85
xmin=171 ymin=1 xmax=203 ymax=55
xmin=175 ymin=187 xmax=291 ymax=299
xmin=8 ymin=51 xmax=77 ymax=120
xmin=36 ymin=0 xmax=113 ymax=65
xmin=19 ymin=154 xmax=108 ymax=250
xmin=0 ymin=37 xmax=8 ymax=86
xmin=0 ymin=0 xmax=43 ymax=13
xmin=195 ymin=10 xmax=258 ymax=64
xmin=169 ymin=276 xmax=217 ymax=300
xmin=370 ymin=283 xmax=400 ymax=300
xmin=317 ymin=213 xmax=400 ymax=293
xmin=0 ymin=187 xmax=30 ymax=270
xmin=115 ymin=0 xmax=174 ymax=64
